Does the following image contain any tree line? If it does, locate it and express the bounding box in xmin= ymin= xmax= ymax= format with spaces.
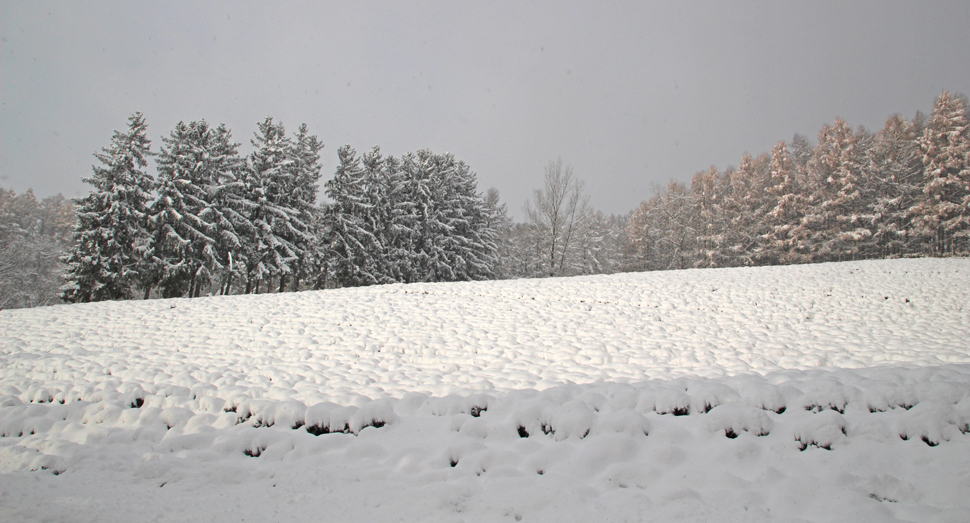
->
xmin=627 ymin=90 xmax=970 ymax=270
xmin=1 ymin=90 xmax=966 ymax=308
xmin=59 ymin=114 xmax=327 ymax=302
xmin=54 ymin=113 xmax=523 ymax=303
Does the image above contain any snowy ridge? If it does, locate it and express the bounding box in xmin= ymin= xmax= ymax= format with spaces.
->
xmin=2 ymin=258 xmax=970 ymax=522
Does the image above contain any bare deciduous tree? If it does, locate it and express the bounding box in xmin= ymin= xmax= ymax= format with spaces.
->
xmin=523 ymin=158 xmax=590 ymax=277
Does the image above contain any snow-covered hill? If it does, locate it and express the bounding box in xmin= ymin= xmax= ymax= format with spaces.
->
xmin=2 ymin=258 xmax=969 ymax=522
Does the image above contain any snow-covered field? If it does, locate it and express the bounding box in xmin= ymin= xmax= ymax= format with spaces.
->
xmin=2 ymin=258 xmax=969 ymax=522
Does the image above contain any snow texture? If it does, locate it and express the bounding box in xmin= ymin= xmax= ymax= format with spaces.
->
xmin=1 ymin=258 xmax=969 ymax=522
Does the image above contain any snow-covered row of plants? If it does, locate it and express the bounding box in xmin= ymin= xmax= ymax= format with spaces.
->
xmin=1 ymin=258 xmax=969 ymax=522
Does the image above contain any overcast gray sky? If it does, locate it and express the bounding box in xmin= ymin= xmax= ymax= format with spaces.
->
xmin=2 ymin=1 xmax=969 ymax=219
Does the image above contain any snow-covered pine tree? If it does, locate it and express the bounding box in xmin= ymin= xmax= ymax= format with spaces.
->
xmin=449 ymin=153 xmax=498 ymax=281
xmin=145 ymin=120 xmax=243 ymax=298
xmin=572 ymin=210 xmax=626 ymax=275
xmin=690 ymin=166 xmax=727 ymax=268
xmin=62 ymin=112 xmax=154 ymax=303
xmin=361 ymin=147 xmax=398 ymax=283
xmin=288 ymin=123 xmax=325 ymax=290
xmin=323 ymin=146 xmax=498 ymax=286
xmin=761 ymin=141 xmax=809 ymax=264
xmin=400 ymin=150 xmax=451 ymax=282
xmin=414 ymin=150 xmax=496 ymax=282
xmin=866 ymin=114 xmax=924 ymax=257
xmin=242 ymin=117 xmax=305 ymax=293
xmin=383 ymin=153 xmax=417 ymax=283
xmin=626 ymin=181 xmax=698 ymax=271
xmin=912 ymin=90 xmax=970 ymax=255
xmin=809 ymin=119 xmax=872 ymax=261
xmin=325 ymin=145 xmax=379 ymax=287
xmin=483 ymin=188 xmax=514 ymax=279
xmin=721 ymin=153 xmax=770 ymax=266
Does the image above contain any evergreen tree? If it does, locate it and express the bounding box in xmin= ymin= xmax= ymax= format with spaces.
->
xmin=325 ymin=145 xmax=379 ymax=287
xmin=289 ymin=123 xmax=325 ymax=290
xmin=145 ymin=120 xmax=243 ymax=298
xmin=691 ymin=166 xmax=727 ymax=267
xmin=866 ymin=114 xmax=924 ymax=256
xmin=62 ymin=112 xmax=154 ymax=302
xmin=809 ymin=119 xmax=872 ymax=261
xmin=324 ymin=146 xmax=497 ymax=286
xmin=762 ymin=141 xmax=809 ymax=264
xmin=723 ymin=153 xmax=770 ymax=266
xmin=243 ymin=117 xmax=300 ymax=293
xmin=627 ymin=181 xmax=698 ymax=271
xmin=484 ymin=188 xmax=514 ymax=279
xmin=912 ymin=90 xmax=970 ymax=255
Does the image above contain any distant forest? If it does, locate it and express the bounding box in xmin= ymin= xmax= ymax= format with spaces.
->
xmin=1 ymin=90 xmax=968 ymax=309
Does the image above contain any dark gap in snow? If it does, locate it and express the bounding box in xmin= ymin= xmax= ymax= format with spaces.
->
xmin=725 ymin=429 xmax=739 ymax=439
xmin=869 ymin=493 xmax=896 ymax=503
xmin=517 ymin=426 xmax=529 ymax=438
xmin=291 ymin=421 xmax=305 ymax=430
xmin=470 ymin=406 xmax=486 ymax=417
xmin=306 ymin=424 xmax=330 ymax=436
xmin=450 ymin=459 xmax=458 ymax=467
xmin=540 ymin=423 xmax=554 ymax=436
xmin=920 ymin=435 xmax=939 ymax=447
xmin=130 ymin=397 xmax=144 ymax=409
xmin=671 ymin=406 xmax=690 ymax=416
xmin=244 ymin=446 xmax=265 ymax=458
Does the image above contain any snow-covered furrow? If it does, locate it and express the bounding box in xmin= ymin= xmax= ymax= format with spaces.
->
xmin=1 ymin=258 xmax=969 ymax=522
